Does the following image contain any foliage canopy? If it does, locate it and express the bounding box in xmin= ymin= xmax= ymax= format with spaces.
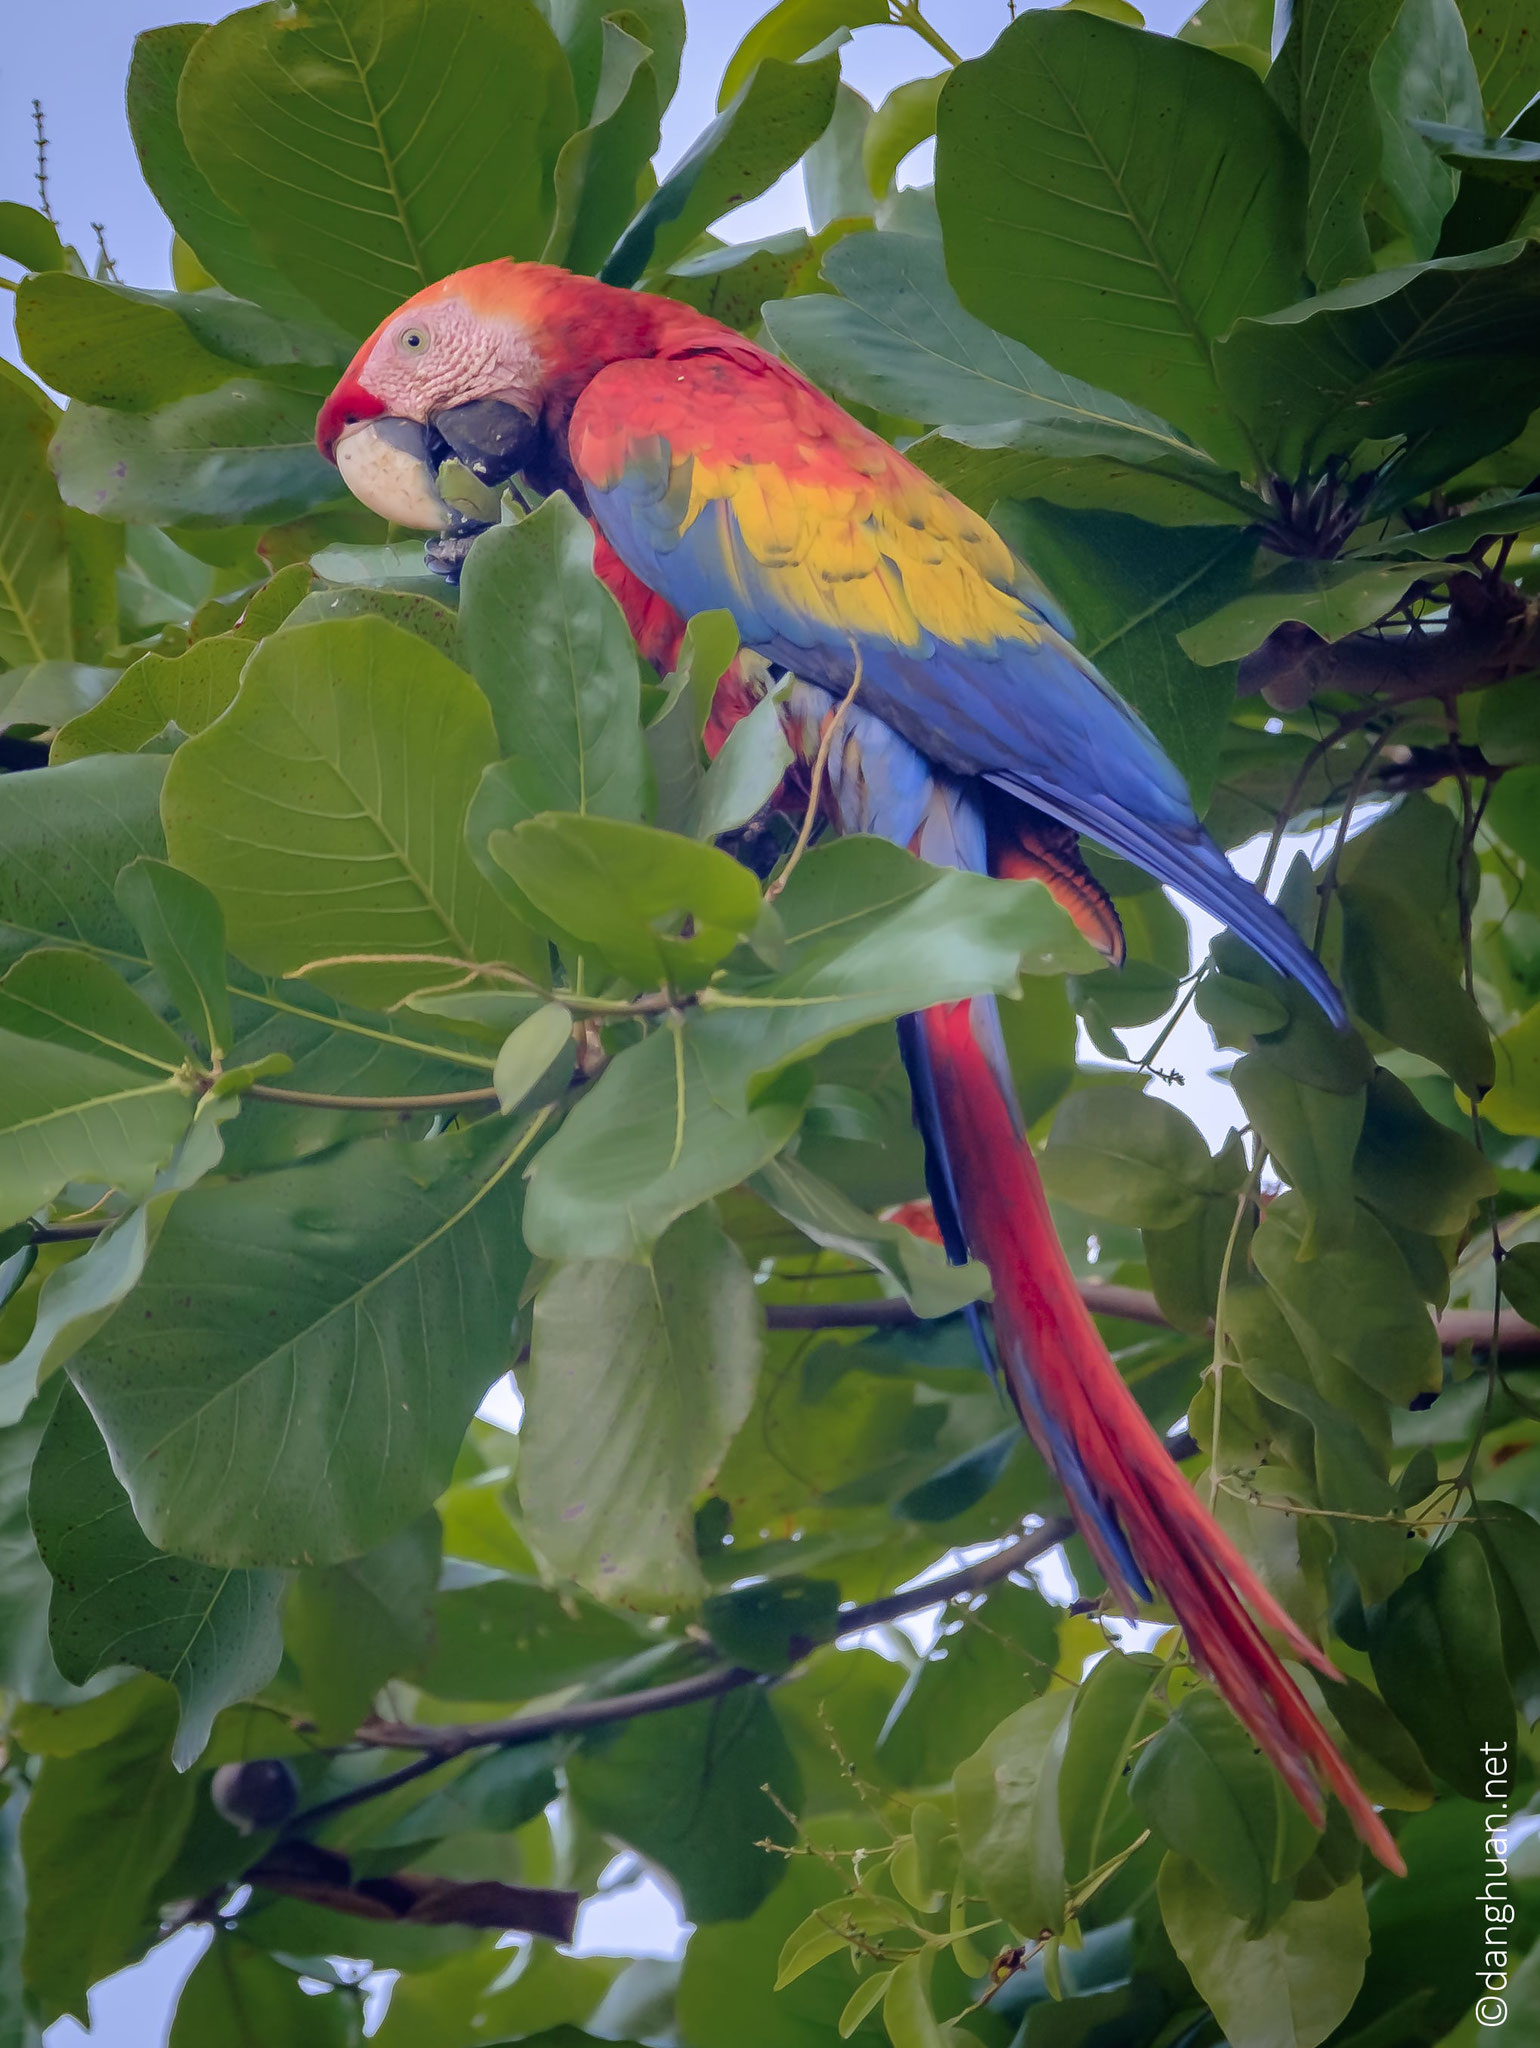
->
xmin=3 ymin=2 xmax=1540 ymax=2045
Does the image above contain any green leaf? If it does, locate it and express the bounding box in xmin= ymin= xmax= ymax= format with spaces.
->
xmin=1372 ymin=0 xmax=1484 ymax=259
xmin=1251 ymin=1190 xmax=1442 ymax=1404
xmin=0 ymin=367 xmax=71 ymax=670
xmin=50 ymin=380 xmax=341 ymax=530
xmin=1459 ymin=0 xmax=1540 ymax=131
xmin=19 ymin=1676 xmax=198 ymax=2025
xmin=883 ymin=1952 xmax=945 ymax=2048
xmin=0 ymin=663 xmax=118 ymax=737
xmin=750 ymin=1153 xmax=987 ymax=1319
xmin=544 ymin=21 xmax=662 ymax=276
xmin=1353 ymin=1068 xmax=1496 ymax=1237
xmin=523 ymin=837 xmax=1093 ymax=1258
xmin=70 ymin=1120 xmax=535 ymax=1568
xmin=170 ymin=1938 xmax=359 ymax=2048
xmin=284 ymin=1514 xmax=440 ymax=1740
xmin=179 ymin=0 xmax=578 ymax=336
xmin=30 ymin=1381 xmax=284 ymax=1770
xmin=1157 ymin=1853 xmax=1370 ymax=2048
xmin=661 ymin=228 xmax=823 ymax=332
xmin=803 ymin=82 xmax=877 ymax=234
xmin=283 ymin=583 xmax=459 ymax=659
xmin=422 ymin=1573 xmax=643 ymax=1699
xmin=992 ymin=503 xmax=1258 ymax=802
xmin=1269 ymin=0 xmax=1404 ymax=289
xmin=764 ymin=232 xmax=1245 ymax=521
xmin=863 ymin=73 xmax=946 ymax=196
xmin=1487 ymin=1001 xmax=1540 ymax=1137
xmin=0 ymin=1380 xmax=84 ymax=1705
xmin=0 ymin=946 xmax=188 ymax=1072
xmin=719 ymin=0 xmax=886 ymax=107
xmin=0 ymin=200 xmax=67 ymax=274
xmin=490 ymin=814 xmax=763 ymax=989
xmin=494 ymin=1002 xmax=574 ymax=1115
xmin=521 ymin=1206 xmax=763 ymax=1609
xmin=0 ymin=1008 xmax=192 ymax=1234
xmin=125 ymin=24 xmax=345 ymax=332
xmin=458 ymin=500 xmax=649 ymax=818
xmin=688 ymin=682 xmax=794 ymax=841
xmin=1499 ymin=1243 xmax=1540 ymax=1324
xmin=605 ymin=48 xmax=841 ymax=286
xmin=115 ymin=856 xmax=232 ymax=1059
xmin=1041 ymin=1088 xmax=1213 ymax=1228
xmin=567 ymin=1686 xmax=800 ymax=1921
xmin=936 ymin=10 xmax=1305 ymax=472
xmin=678 ymin=1842 xmax=892 ymax=2048
xmin=878 ymin=1581 xmax=1061 ymax=1786
xmin=704 ymin=1575 xmax=842 ymax=1675
xmin=1058 ymin=1648 xmax=1164 ymax=1889
xmin=1129 ymin=1690 xmax=1316 ymax=1929
xmin=1179 ymin=558 xmax=1461 ymax=666
xmin=14 ymin=271 xmax=345 ymax=413
xmin=543 ymin=0 xmax=685 ymax=118
xmin=52 ymin=637 xmax=249 ymax=765
xmin=1339 ymin=882 xmax=1494 ymax=1095
xmin=953 ymin=1687 xmax=1074 ymax=1936
xmin=163 ymin=615 xmax=545 ymax=1007
xmin=1214 ymin=241 xmax=1540 ymax=507
xmin=1231 ymin=1056 xmax=1364 ymax=1258
xmin=1366 ymin=1532 xmax=1516 ymax=1798
xmin=1468 ymin=1500 xmax=1540 ymax=1717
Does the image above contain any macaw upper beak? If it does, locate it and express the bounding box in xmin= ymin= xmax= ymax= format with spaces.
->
xmin=332 ymin=417 xmax=452 ymax=531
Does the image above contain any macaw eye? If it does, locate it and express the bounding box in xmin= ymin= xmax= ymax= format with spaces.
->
xmin=397 ymin=325 xmax=431 ymax=355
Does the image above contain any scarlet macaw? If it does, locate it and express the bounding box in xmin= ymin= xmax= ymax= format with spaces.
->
xmin=318 ymin=260 xmax=1400 ymax=1872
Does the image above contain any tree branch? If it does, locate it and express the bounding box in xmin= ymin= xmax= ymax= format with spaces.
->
xmin=345 ymin=1519 xmax=1073 ymax=1769
xmin=764 ymin=1292 xmax=1540 ymax=1355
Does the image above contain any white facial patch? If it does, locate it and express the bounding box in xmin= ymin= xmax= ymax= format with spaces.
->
xmin=334 ymin=418 xmax=449 ymax=529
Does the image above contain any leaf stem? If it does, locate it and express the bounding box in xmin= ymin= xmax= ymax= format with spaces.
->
xmin=243 ymin=1082 xmax=501 ymax=1112
xmin=766 ymin=649 xmax=863 ymax=902
xmin=891 ymin=2 xmax=963 ymax=66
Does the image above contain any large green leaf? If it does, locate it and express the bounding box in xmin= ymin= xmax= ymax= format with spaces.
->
xmin=29 ymin=1382 xmax=285 ymax=1769
xmin=1179 ymin=558 xmax=1464 ymax=666
xmin=952 ymin=1687 xmax=1074 ymax=1936
xmin=1458 ymin=0 xmax=1540 ymax=131
xmin=170 ymin=1939 xmax=360 ymax=2048
xmin=544 ymin=20 xmax=662 ymax=277
xmin=70 ymin=1120 xmax=535 ymax=1568
xmin=541 ymin=0 xmax=685 ymax=118
xmin=284 ymin=1514 xmax=440 ymax=1739
xmin=163 ymin=615 xmax=545 ymax=1007
xmin=566 ymin=1686 xmax=800 ymax=1922
xmin=0 ymin=368 xmax=70 ymax=670
xmin=1214 ymin=241 xmax=1540 ymax=505
xmin=992 ymin=503 xmax=1258 ymax=803
xmin=718 ymin=0 xmax=887 ymax=106
xmin=423 ymin=1572 xmax=644 ymax=1698
xmin=126 ymin=24 xmax=345 ymax=332
xmin=1267 ymin=0 xmax=1404 ymax=288
xmin=604 ymin=48 xmax=840 ymax=285
xmin=521 ymin=1205 xmax=763 ymax=1609
xmin=50 ymin=380 xmax=342 ymax=530
xmin=0 ymin=1382 xmax=82 ymax=1705
xmin=763 ymin=231 xmax=1247 ymax=522
xmin=19 ymin=1676 xmax=198 ymax=2026
xmin=15 ymin=273 xmax=345 ymax=414
xmin=458 ymin=499 xmax=648 ymax=817
xmin=1157 ymin=1854 xmax=1370 ymax=2048
xmin=1231 ymin=1055 xmax=1365 ymax=1255
xmin=0 ymin=1003 xmax=193 ymax=1233
xmin=1129 ymin=1689 xmax=1317 ymax=1930
xmin=52 ymin=635 xmax=250 ymax=765
xmin=1057 ymin=1648 xmax=1165 ymax=1889
xmin=178 ymin=0 xmax=579 ymax=336
xmin=1041 ymin=1087 xmax=1213 ymax=1229
xmin=1366 ymin=1533 xmax=1516 ymax=1799
xmin=523 ymin=837 xmax=1094 ymax=1258
xmin=936 ymin=10 xmax=1306 ymax=471
xmin=876 ymin=1581 xmax=1060 ymax=1786
xmin=490 ymin=814 xmax=764 ymax=990
xmin=1372 ymin=0 xmax=1484 ymax=259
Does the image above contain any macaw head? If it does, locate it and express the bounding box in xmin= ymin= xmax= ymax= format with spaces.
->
xmin=316 ymin=259 xmax=656 ymax=529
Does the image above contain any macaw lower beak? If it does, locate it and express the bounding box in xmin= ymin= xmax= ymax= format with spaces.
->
xmin=328 ymin=400 xmax=542 ymax=530
xmin=332 ymin=417 xmax=451 ymax=530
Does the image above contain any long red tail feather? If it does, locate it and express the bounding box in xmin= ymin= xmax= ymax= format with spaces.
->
xmin=920 ymin=1000 xmax=1405 ymax=1877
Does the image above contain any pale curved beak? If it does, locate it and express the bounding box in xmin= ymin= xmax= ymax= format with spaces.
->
xmin=333 ymin=418 xmax=449 ymax=529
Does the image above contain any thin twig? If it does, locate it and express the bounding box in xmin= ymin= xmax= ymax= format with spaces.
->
xmin=245 ymin=1082 xmax=501 ymax=1112
xmin=32 ymin=102 xmax=55 ymax=226
xmin=766 ymin=652 xmax=863 ymax=901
